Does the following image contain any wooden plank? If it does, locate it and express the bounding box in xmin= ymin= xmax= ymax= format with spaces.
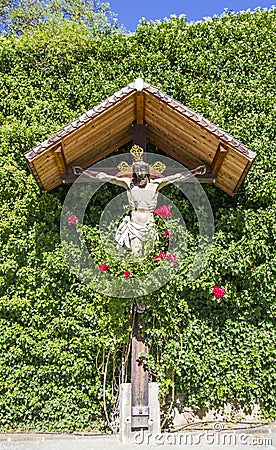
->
xmin=35 ymin=128 xmax=132 ymax=191
xmin=221 ymin=149 xmax=249 ymax=172
xmin=221 ymin=149 xmax=247 ymax=173
xmin=34 ymin=165 xmax=63 ymax=191
xmin=210 ymin=149 xmax=241 ymax=194
xmin=215 ymin=158 xmax=242 ymax=184
xmin=148 ymin=122 xmax=215 ymax=165
xmin=216 ymin=169 xmax=240 ymax=192
xmin=33 ymin=154 xmax=59 ymax=177
xmin=148 ymin=136 xmax=200 ymax=169
xmin=211 ymin=143 xmax=228 ymax=174
xmin=63 ymin=103 xmax=134 ymax=152
xmin=233 ymin=159 xmax=255 ymax=194
xmin=62 ymin=97 xmax=135 ymax=152
xmin=45 ymin=179 xmax=62 ymax=192
xmin=150 ymin=146 xmax=201 ymax=173
xmin=136 ymin=92 xmax=144 ymax=124
xmin=63 ymin=107 xmax=135 ymax=162
xmin=39 ymin=170 xmax=61 ymax=188
xmin=69 ymin=126 xmax=132 ymax=165
xmin=145 ymin=93 xmax=218 ymax=150
xmin=147 ymin=128 xmax=206 ymax=167
xmin=145 ymin=106 xmax=217 ymax=155
xmin=34 ymin=157 xmax=60 ymax=177
xmin=35 ymin=132 xmax=245 ymax=193
xmin=145 ymin=105 xmax=217 ymax=163
xmin=70 ymin=130 xmax=132 ymax=169
xmin=215 ymin=181 xmax=235 ymax=196
xmin=131 ymin=309 xmax=149 ymax=430
xmin=146 ymin=101 xmax=248 ymax=176
xmin=146 ymin=120 xmax=205 ymax=154
xmin=145 ymin=92 xmax=255 ymax=161
xmin=25 ymin=158 xmax=44 ymax=190
xmin=64 ymin=122 xmax=132 ymax=164
xmin=148 ymin=122 xmax=247 ymax=181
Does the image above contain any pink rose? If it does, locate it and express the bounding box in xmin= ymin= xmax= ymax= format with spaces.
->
xmin=154 ymin=252 xmax=177 ymax=266
xmin=159 ymin=251 xmax=167 ymax=258
xmin=67 ymin=214 xmax=78 ymax=226
xmin=162 ymin=230 xmax=173 ymax=242
xmin=154 ymin=205 xmax=172 ymax=218
xmin=212 ymin=286 xmax=226 ymax=299
xmin=98 ymin=264 xmax=109 ymax=272
xmin=172 ymin=254 xmax=177 ymax=267
xmin=154 ymin=251 xmax=167 ymax=260
xmin=124 ymin=270 xmax=130 ymax=279
xmin=166 ymin=253 xmax=177 ymax=266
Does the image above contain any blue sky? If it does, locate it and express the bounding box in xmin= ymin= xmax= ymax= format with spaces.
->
xmin=108 ymin=0 xmax=275 ymax=31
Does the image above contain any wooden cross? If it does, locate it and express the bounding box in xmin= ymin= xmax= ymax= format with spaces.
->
xmin=130 ymin=119 xmax=150 ymax=431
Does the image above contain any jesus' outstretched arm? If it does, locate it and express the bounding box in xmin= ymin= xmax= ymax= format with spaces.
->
xmin=152 ymin=165 xmax=206 ymax=191
xmin=73 ymin=167 xmax=131 ymax=190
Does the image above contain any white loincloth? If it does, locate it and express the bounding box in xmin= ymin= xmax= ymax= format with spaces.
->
xmin=115 ymin=216 xmax=156 ymax=251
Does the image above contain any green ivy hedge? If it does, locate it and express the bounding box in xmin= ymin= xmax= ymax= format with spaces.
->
xmin=0 ymin=8 xmax=275 ymax=431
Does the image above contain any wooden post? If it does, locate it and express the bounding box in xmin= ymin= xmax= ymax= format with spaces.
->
xmin=132 ymin=121 xmax=147 ymax=151
xmin=131 ymin=108 xmax=149 ymax=429
xmin=131 ymin=307 xmax=149 ymax=430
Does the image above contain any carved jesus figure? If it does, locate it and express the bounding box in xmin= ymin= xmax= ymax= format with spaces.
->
xmin=74 ymin=160 xmax=205 ymax=256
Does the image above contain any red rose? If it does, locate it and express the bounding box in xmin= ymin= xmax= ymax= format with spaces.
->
xmin=98 ymin=264 xmax=109 ymax=272
xmin=212 ymin=286 xmax=226 ymax=299
xmin=154 ymin=205 xmax=172 ymax=218
xmin=154 ymin=251 xmax=167 ymax=260
xmin=124 ymin=270 xmax=130 ymax=279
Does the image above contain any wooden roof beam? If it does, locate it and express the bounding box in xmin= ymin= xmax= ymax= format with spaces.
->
xmin=211 ymin=143 xmax=228 ymax=174
xmin=54 ymin=145 xmax=67 ymax=175
xmin=136 ymin=92 xmax=144 ymax=124
xmin=135 ymin=77 xmax=145 ymax=125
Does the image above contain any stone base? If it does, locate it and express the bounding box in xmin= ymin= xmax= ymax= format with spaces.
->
xmin=172 ymin=398 xmax=262 ymax=427
xmin=119 ymin=382 xmax=160 ymax=444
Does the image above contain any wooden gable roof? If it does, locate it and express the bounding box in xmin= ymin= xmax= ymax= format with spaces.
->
xmin=24 ymin=79 xmax=256 ymax=195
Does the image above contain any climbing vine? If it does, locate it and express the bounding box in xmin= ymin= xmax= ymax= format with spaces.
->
xmin=0 ymin=7 xmax=275 ymax=431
